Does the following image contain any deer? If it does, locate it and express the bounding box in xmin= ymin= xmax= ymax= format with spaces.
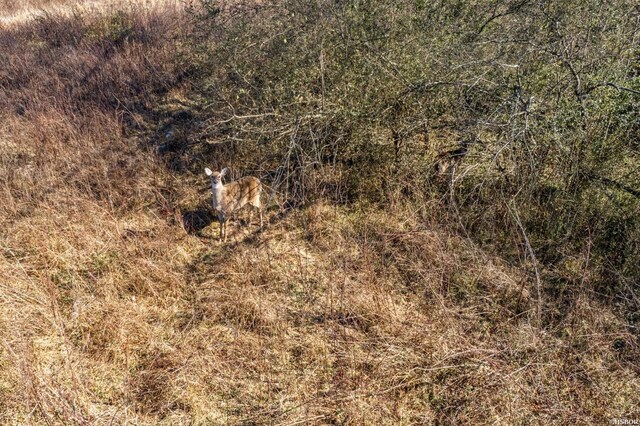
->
xmin=204 ymin=167 xmax=263 ymax=242
xmin=435 ymin=138 xmax=474 ymax=184
xmin=434 ymin=138 xmax=474 ymax=204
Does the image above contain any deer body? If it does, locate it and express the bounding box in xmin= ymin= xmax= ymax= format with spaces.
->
xmin=435 ymin=138 xmax=475 ymax=205
xmin=205 ymin=167 xmax=263 ymax=242
xmin=436 ymin=145 xmax=468 ymax=179
xmin=435 ymin=138 xmax=474 ymax=183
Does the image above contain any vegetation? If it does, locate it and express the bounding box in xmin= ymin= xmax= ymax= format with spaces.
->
xmin=0 ymin=0 xmax=638 ymax=424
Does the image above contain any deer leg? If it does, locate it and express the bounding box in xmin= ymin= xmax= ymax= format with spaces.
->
xmin=449 ymin=165 xmax=456 ymax=205
xmin=259 ymin=206 xmax=263 ymax=228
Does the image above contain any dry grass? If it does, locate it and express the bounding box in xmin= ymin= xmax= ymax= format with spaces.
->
xmin=0 ymin=1 xmax=639 ymax=425
xmin=0 ymin=0 xmax=181 ymax=26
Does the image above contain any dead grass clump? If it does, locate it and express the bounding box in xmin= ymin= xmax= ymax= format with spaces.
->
xmin=217 ymin=291 xmax=287 ymax=336
xmin=0 ymin=0 xmax=71 ymax=16
xmin=130 ymin=349 xmax=190 ymax=418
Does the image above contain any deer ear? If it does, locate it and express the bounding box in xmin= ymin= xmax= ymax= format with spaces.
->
xmin=220 ymin=168 xmax=229 ymax=177
xmin=205 ymin=168 xmax=213 ymax=176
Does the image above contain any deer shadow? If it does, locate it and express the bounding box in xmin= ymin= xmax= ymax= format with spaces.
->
xmin=182 ymin=199 xmax=299 ymax=244
xmin=182 ymin=208 xmax=216 ymax=236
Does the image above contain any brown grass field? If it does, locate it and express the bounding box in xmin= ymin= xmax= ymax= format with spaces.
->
xmin=0 ymin=1 xmax=639 ymax=424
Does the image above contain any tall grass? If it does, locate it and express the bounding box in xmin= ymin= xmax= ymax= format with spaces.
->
xmin=0 ymin=1 xmax=638 ymax=424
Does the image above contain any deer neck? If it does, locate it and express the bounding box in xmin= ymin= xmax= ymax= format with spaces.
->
xmin=211 ymin=180 xmax=225 ymax=211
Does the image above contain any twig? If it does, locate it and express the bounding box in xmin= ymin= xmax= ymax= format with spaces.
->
xmin=209 ymin=112 xmax=277 ymax=124
xmin=507 ymin=201 xmax=542 ymax=326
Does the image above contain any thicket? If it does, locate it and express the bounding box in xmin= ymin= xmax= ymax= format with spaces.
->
xmin=186 ymin=0 xmax=640 ymax=321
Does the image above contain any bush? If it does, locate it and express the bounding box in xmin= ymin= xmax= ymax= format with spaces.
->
xmin=187 ymin=0 xmax=639 ymax=309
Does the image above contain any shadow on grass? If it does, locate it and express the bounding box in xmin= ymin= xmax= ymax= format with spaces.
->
xmin=182 ymin=208 xmax=216 ymax=236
